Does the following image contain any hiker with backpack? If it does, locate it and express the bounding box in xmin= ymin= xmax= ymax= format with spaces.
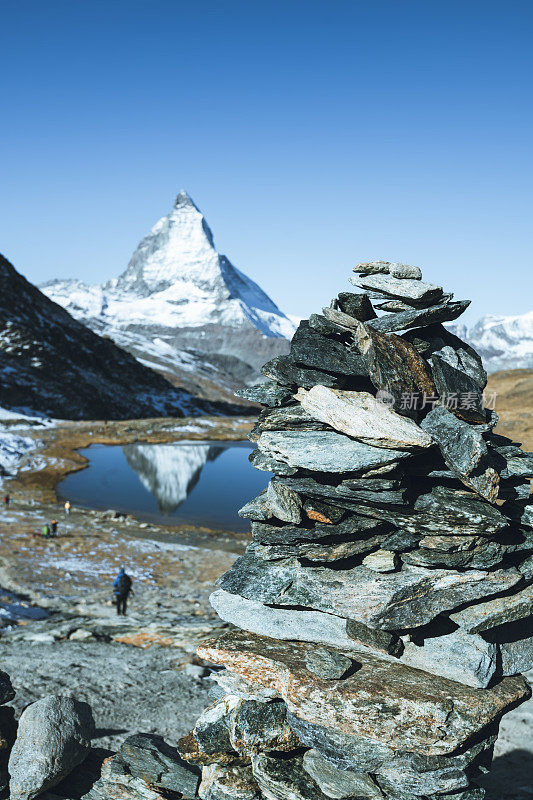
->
xmin=113 ymin=567 xmax=133 ymax=616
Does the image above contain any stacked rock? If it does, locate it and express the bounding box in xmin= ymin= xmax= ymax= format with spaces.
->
xmin=178 ymin=262 xmax=533 ymax=800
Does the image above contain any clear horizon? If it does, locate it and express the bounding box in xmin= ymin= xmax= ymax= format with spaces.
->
xmin=1 ymin=0 xmax=532 ymax=325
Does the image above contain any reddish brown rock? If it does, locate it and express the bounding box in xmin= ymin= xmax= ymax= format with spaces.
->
xmin=198 ymin=631 xmax=530 ymax=757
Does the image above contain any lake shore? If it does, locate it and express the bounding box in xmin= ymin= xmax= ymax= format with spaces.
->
xmin=0 ymin=414 xmax=254 ymax=767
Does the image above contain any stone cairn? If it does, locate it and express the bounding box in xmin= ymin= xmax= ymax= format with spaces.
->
xmin=177 ymin=262 xmax=533 ymax=800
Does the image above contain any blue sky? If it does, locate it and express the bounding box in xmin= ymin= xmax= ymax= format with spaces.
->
xmin=0 ymin=0 xmax=531 ymax=322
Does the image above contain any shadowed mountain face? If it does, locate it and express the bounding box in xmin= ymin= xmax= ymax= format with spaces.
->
xmin=41 ymin=193 xmax=295 ymax=401
xmin=0 ymin=253 xmax=235 ymax=420
xmin=122 ymin=442 xmax=224 ymax=513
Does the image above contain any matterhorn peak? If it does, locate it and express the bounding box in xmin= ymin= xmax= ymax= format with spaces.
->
xmin=174 ymin=190 xmax=199 ymax=210
xmin=40 ymin=193 xmax=295 ymax=397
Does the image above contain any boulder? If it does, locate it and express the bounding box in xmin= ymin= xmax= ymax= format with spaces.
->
xmin=9 ymin=695 xmax=94 ymax=800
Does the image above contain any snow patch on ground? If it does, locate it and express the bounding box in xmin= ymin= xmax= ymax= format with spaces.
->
xmin=0 ymin=430 xmax=36 ymax=485
xmin=0 ymin=407 xmax=56 ymax=486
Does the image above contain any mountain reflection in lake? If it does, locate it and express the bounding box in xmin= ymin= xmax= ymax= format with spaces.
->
xmin=57 ymin=441 xmax=270 ymax=532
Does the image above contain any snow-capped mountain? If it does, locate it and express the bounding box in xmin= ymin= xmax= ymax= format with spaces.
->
xmin=122 ymin=441 xmax=223 ymax=513
xmin=448 ymin=310 xmax=533 ymax=373
xmin=41 ymin=193 xmax=295 ymax=401
xmin=0 ymin=253 xmax=236 ymax=420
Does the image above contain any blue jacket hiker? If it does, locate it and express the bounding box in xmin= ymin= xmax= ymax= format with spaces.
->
xmin=113 ymin=567 xmax=132 ymax=616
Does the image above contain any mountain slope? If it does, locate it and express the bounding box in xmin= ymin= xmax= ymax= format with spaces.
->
xmin=41 ymin=193 xmax=295 ymax=399
xmin=0 ymin=254 xmax=235 ymax=420
xmin=448 ymin=310 xmax=533 ymax=373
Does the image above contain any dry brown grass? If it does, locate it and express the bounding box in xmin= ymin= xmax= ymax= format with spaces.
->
xmin=487 ymin=369 xmax=533 ymax=451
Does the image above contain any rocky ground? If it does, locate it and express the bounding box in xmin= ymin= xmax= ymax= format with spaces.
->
xmin=0 ymin=499 xmax=245 ymax=752
xmin=0 ymin=415 xmax=251 ymax=779
xmin=0 ymin=402 xmax=531 ymax=798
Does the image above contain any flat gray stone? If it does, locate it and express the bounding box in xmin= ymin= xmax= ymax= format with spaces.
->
xmin=401 ymin=628 xmax=498 ymax=688
xmin=251 ymin=515 xmax=388 ymax=546
xmin=420 ymin=406 xmax=499 ymax=502
xmin=296 ymin=386 xmax=432 ymax=450
xmin=288 ymin=320 xmax=368 ymax=378
xmin=367 ymin=300 xmax=471 ymax=333
xmin=252 ymin=753 xmax=330 ymax=800
xmin=250 ymin=533 xmax=389 ymax=563
xmin=217 ymin=552 xmax=523 ymax=630
xmin=305 ymin=648 xmax=354 ymax=680
xmin=374 ymin=299 xmax=413 ymax=311
xmin=265 ymin=481 xmax=302 ymax=523
xmin=362 ymin=549 xmax=399 ymax=573
xmin=230 ymin=699 xmax=299 ymax=756
xmin=401 ymin=486 xmax=508 ymax=537
xmin=261 ymin=355 xmax=346 ymax=389
xmin=430 ymin=341 xmax=487 ymax=391
xmin=421 ymin=405 xmax=487 ymax=474
xmin=302 ymin=750 xmax=383 ymax=798
xmin=419 ymin=534 xmax=483 ymax=552
xmin=239 ymin=482 xmax=302 ymax=524
xmin=354 ymin=261 xmax=422 ymax=280
xmin=249 ymin=449 xmax=298 ymax=476
xmin=350 ymin=321 xmax=436 ymax=420
xmin=280 ymin=475 xmax=409 ymax=507
xmin=238 ymin=491 xmax=270 ymax=521
xmin=345 ymin=619 xmax=404 ymax=656
xmin=211 ymin=671 xmax=280 ymax=704
xmin=518 ymin=553 xmax=533 ymax=579
xmin=350 ymin=274 xmax=443 ymax=305
xmin=332 ymin=292 xmax=377 ymax=321
xmin=430 ymin=354 xmax=486 ymax=423
xmin=257 ymin=430 xmax=410 ymax=473
xmin=9 ymin=695 xmax=94 ymax=800
xmin=210 ymin=589 xmax=374 ymax=653
xmin=235 ymin=382 xmax=293 ymax=407
xmin=116 ymin=734 xmax=201 ymax=795
xmin=401 ymin=541 xmax=507 ymax=570
xmin=499 ymin=635 xmax=533 ymax=675
xmin=449 ymin=584 xmax=533 ymax=633
xmin=497 ymin=451 xmax=533 ymax=479
xmin=252 ymin=404 xmax=327 ymax=436
xmin=286 ymin=712 xmax=394 ymax=772
xmin=186 ymin=695 xmax=238 ymax=765
xmin=374 ymin=739 xmax=494 ymax=798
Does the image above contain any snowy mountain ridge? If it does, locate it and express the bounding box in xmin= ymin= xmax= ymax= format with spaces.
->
xmin=448 ymin=309 xmax=533 ymax=373
xmin=0 ymin=252 xmax=234 ymax=420
xmin=41 ymin=193 xmax=294 ymax=400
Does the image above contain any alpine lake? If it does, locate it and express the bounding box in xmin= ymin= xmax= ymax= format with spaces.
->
xmin=56 ymin=440 xmax=269 ymax=532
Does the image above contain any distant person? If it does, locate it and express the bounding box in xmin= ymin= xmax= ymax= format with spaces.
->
xmin=42 ymin=523 xmax=51 ymax=538
xmin=51 ymin=520 xmax=57 ymax=535
xmin=113 ymin=567 xmax=132 ymax=616
xmin=64 ymin=500 xmax=71 ymax=515
xmin=3 ymin=494 xmax=9 ymax=508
